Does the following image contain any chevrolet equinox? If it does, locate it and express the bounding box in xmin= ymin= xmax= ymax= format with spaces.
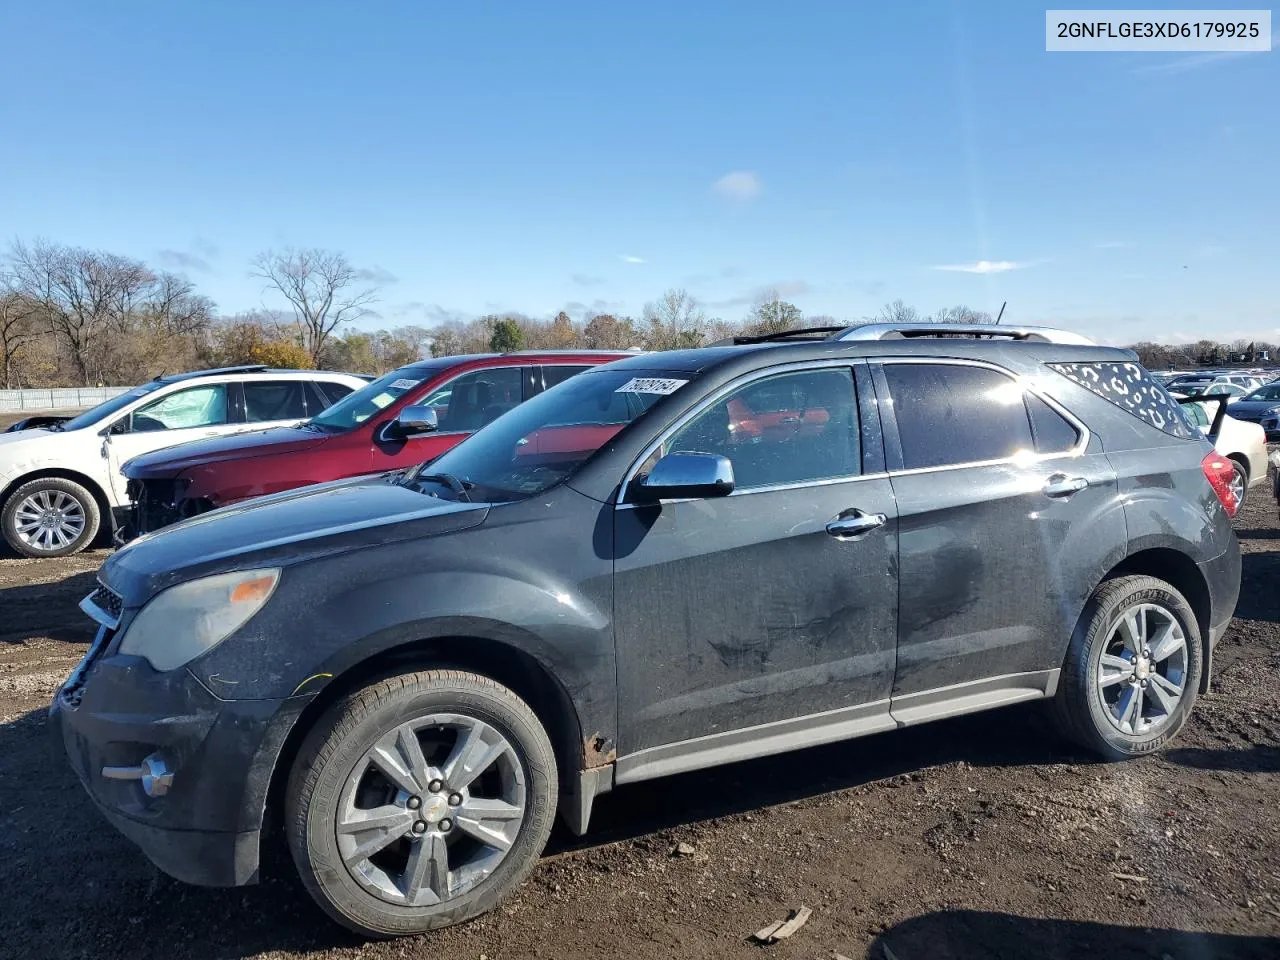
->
xmin=51 ymin=324 xmax=1242 ymax=938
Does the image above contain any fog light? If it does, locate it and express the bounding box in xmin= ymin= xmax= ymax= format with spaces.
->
xmin=101 ymin=753 xmax=174 ymax=797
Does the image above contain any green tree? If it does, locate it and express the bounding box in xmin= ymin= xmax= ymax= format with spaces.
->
xmin=489 ymin=317 xmax=525 ymax=353
xmin=745 ymin=291 xmax=803 ymax=335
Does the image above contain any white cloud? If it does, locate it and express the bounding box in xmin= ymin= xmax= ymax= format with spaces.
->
xmin=711 ymin=170 xmax=762 ymax=202
xmin=933 ymin=259 xmax=1022 ymax=274
xmin=619 ymin=254 xmax=646 ymax=264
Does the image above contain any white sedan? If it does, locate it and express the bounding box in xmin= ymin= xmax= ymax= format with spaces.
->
xmin=1181 ymin=399 xmax=1270 ymax=508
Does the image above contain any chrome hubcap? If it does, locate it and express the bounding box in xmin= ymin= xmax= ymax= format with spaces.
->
xmin=13 ymin=490 xmax=86 ymax=550
xmin=336 ymin=715 xmax=526 ymax=907
xmin=1096 ymin=602 xmax=1188 ymax=736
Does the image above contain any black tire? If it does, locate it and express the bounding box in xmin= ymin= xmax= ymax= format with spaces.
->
xmin=286 ymin=669 xmax=558 ymax=938
xmin=1 ymin=476 xmax=101 ymax=558
xmin=1051 ymin=575 xmax=1202 ymax=760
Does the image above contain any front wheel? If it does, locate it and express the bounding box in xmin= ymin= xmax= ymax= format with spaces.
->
xmin=286 ymin=669 xmax=558 ymax=938
xmin=1051 ymin=575 xmax=1202 ymax=760
xmin=1 ymin=477 xmax=101 ymax=557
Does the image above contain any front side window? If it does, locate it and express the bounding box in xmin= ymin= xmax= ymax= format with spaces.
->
xmin=883 ymin=363 xmax=1034 ymax=470
xmin=422 ymin=367 xmax=524 ymax=432
xmin=308 ymin=364 xmax=445 ymax=432
xmin=243 ymin=380 xmax=309 ymax=422
xmin=1246 ymin=383 xmax=1280 ymax=401
xmin=661 ymin=367 xmax=860 ymax=490
xmin=130 ymin=384 xmax=228 ymax=432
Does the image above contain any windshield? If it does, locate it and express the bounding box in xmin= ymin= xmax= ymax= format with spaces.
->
xmin=1245 ymin=383 xmax=1280 ymax=401
xmin=414 ymin=369 xmax=685 ymax=501
xmin=59 ymin=382 xmax=166 ymax=431
xmin=309 ymin=365 xmax=435 ymax=431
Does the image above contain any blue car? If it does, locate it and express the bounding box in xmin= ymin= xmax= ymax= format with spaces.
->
xmin=1227 ymin=381 xmax=1280 ymax=441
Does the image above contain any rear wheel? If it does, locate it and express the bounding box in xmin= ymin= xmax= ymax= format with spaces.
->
xmin=1051 ymin=575 xmax=1202 ymax=759
xmin=286 ymin=669 xmax=558 ymax=938
xmin=1229 ymin=460 xmax=1248 ymax=509
xmin=1 ymin=477 xmax=101 ymax=557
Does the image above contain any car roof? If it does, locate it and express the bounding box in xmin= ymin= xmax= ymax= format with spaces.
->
xmin=591 ymin=337 xmax=1136 ymax=378
xmin=157 ymin=366 xmax=366 ymax=384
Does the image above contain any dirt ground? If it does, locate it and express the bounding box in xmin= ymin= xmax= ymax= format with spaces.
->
xmin=0 ymin=477 xmax=1277 ymax=959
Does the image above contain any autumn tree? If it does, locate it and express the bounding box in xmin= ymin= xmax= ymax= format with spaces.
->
xmin=214 ymin=315 xmax=313 ymax=369
xmin=252 ymin=248 xmax=380 ymax=365
xmin=582 ymin=313 xmax=637 ymax=349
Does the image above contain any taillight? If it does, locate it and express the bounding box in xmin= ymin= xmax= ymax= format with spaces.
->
xmin=1201 ymin=451 xmax=1238 ymax=517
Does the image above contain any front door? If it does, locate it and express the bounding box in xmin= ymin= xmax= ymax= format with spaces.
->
xmin=872 ymin=360 xmax=1123 ymax=720
xmin=612 ymin=364 xmax=899 ymax=778
xmin=103 ymin=383 xmax=242 ymax=503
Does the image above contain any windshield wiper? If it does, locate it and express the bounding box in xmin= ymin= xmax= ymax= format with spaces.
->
xmin=410 ymin=471 xmax=473 ymax=502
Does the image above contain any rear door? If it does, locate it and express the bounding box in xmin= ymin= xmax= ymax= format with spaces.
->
xmin=239 ymin=379 xmax=312 ymax=428
xmin=612 ymin=362 xmax=900 ymax=777
xmin=873 ymin=359 xmax=1122 ymax=721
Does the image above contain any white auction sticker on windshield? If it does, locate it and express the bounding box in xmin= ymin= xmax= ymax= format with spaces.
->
xmin=389 ymin=378 xmax=418 ymax=390
xmin=615 ymin=377 xmax=688 ymax=395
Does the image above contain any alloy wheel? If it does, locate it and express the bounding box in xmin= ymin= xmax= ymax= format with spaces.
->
xmin=13 ymin=490 xmax=86 ymax=551
xmin=1095 ymin=602 xmax=1188 ymax=736
xmin=335 ymin=714 xmax=526 ymax=907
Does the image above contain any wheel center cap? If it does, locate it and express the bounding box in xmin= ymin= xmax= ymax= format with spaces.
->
xmin=1134 ymin=658 xmax=1152 ymax=680
xmin=421 ymin=794 xmax=449 ymax=823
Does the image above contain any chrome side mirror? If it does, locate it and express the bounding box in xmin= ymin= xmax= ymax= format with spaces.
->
xmin=393 ymin=404 xmax=439 ymax=437
xmin=633 ymin=452 xmax=735 ymax=502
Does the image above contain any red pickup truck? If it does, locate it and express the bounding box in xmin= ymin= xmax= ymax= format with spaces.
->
xmin=121 ymin=350 xmax=633 ymax=535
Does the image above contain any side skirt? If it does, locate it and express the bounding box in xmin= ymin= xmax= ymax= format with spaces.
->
xmin=610 ymin=669 xmax=1060 ymax=789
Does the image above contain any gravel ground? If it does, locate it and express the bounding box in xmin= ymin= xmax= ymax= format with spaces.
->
xmin=0 ymin=487 xmax=1276 ymax=960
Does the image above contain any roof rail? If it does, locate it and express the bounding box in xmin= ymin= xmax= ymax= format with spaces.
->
xmin=831 ymin=323 xmax=1095 ymax=345
xmin=156 ymin=364 xmax=272 ymax=382
xmin=710 ymin=325 xmax=849 ymax=347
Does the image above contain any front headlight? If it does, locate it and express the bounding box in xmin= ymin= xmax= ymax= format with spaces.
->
xmin=118 ymin=568 xmax=280 ymax=672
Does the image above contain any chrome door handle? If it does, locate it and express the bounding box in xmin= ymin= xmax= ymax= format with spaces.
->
xmin=826 ymin=511 xmax=887 ymax=540
xmin=1043 ymin=474 xmax=1088 ymax=498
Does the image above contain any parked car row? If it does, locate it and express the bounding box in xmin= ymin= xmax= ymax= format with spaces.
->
xmin=46 ymin=323 xmax=1243 ymax=939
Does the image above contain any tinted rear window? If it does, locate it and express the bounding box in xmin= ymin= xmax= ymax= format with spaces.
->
xmin=883 ymin=363 xmax=1034 ymax=469
xmin=1048 ymin=361 xmax=1195 ymax=439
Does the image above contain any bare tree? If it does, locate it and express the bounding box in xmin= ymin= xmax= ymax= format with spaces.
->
xmin=252 ymin=248 xmax=380 ymax=365
xmin=643 ymin=288 xmax=707 ymax=350
xmin=8 ymin=239 xmax=155 ymax=384
xmin=143 ymin=272 xmax=215 ymax=337
xmin=0 ymin=284 xmax=40 ymax=388
xmin=875 ymin=299 xmax=922 ymax=324
xmin=930 ymin=304 xmax=994 ymax=324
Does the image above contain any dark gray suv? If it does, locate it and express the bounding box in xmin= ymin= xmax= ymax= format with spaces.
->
xmin=51 ymin=324 xmax=1241 ymax=938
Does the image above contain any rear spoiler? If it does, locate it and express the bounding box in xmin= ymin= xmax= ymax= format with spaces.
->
xmin=3 ymin=414 xmax=72 ymax=433
xmin=1176 ymin=394 xmax=1228 ymax=439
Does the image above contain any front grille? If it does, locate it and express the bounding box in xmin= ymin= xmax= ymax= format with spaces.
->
xmin=88 ymin=583 xmax=124 ymax=621
xmin=132 ymin=479 xmax=187 ymax=535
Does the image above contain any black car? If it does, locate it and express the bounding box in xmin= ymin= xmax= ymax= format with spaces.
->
xmin=1227 ymin=380 xmax=1280 ymax=440
xmin=51 ymin=324 xmax=1241 ymax=938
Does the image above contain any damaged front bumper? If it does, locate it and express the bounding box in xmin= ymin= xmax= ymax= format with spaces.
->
xmin=49 ymin=637 xmax=299 ymax=886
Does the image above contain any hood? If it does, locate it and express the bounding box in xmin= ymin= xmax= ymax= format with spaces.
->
xmin=1228 ymin=398 xmax=1280 ymax=413
xmin=3 ymin=415 xmax=71 ymax=433
xmin=102 ymin=475 xmax=489 ymax=603
xmin=123 ymin=426 xmax=330 ymax=478
xmin=0 ymin=427 xmax=57 ymax=457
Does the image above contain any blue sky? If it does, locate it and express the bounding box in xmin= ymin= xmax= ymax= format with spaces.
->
xmin=1 ymin=1 xmax=1276 ymax=344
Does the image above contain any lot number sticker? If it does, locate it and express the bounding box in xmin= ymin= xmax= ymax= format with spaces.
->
xmin=615 ymin=377 xmax=689 ymax=395
xmin=390 ymin=378 xmax=418 ymax=390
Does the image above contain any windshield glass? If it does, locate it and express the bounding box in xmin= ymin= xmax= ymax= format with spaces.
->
xmin=60 ymin=382 xmax=165 ymax=431
xmin=1245 ymin=383 xmax=1280 ymax=401
xmin=309 ymin=365 xmax=436 ymax=431
xmin=415 ymin=369 xmax=686 ymax=501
